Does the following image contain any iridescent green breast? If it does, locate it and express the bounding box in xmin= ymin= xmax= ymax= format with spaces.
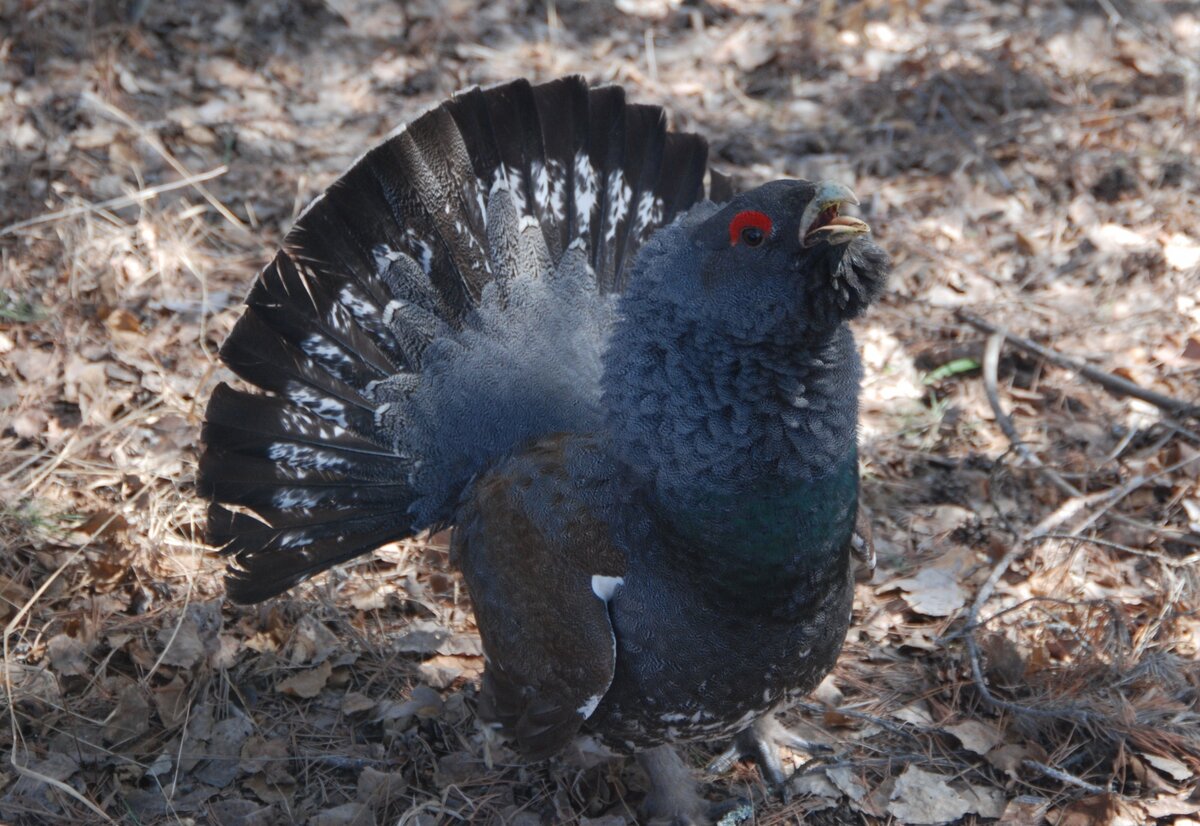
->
xmin=669 ymin=449 xmax=858 ymax=593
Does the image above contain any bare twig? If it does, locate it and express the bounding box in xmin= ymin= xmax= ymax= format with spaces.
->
xmin=1034 ymin=532 xmax=1200 ymax=569
xmin=1022 ymin=759 xmax=1109 ymax=795
xmin=982 ymin=330 xmax=1082 ymax=499
xmin=958 ymin=311 xmax=1200 ymax=419
xmin=0 ymin=167 xmax=228 ymax=236
xmin=80 ymin=91 xmax=249 ymax=234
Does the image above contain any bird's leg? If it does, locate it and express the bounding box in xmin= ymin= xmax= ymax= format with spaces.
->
xmin=706 ymin=714 xmax=832 ymax=798
xmin=638 ymin=746 xmax=751 ymax=826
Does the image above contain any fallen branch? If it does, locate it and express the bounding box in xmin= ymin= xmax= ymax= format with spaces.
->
xmin=957 ymin=310 xmax=1200 ymax=419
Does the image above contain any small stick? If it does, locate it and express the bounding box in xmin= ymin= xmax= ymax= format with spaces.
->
xmin=0 ymin=167 xmax=228 ymax=236
xmin=958 ymin=310 xmax=1200 ymax=419
xmin=1022 ymin=759 xmax=1109 ymax=795
xmin=81 ymin=91 xmax=248 ymax=234
xmin=1034 ymin=532 xmax=1200 ymax=568
xmin=982 ymin=331 xmax=1082 ymax=499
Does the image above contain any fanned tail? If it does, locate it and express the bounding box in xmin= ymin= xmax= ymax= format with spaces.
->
xmin=200 ymin=76 xmax=727 ymax=603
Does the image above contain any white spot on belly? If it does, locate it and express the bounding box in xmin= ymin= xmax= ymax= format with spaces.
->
xmin=591 ymin=575 xmax=625 ymax=602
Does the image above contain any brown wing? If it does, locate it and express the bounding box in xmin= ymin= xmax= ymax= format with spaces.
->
xmin=453 ymin=436 xmax=627 ymax=760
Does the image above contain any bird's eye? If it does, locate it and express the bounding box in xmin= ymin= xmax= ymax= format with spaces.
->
xmin=729 ymin=210 xmax=772 ymax=248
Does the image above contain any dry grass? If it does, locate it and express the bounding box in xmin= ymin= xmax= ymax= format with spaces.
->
xmin=1 ymin=0 xmax=1199 ymax=823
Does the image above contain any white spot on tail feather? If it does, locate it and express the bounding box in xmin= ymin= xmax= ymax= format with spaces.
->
xmin=532 ymin=160 xmax=550 ymax=215
xmin=605 ymin=170 xmax=632 ymax=243
xmin=492 ymin=165 xmax=526 ymax=214
xmin=338 ymin=285 xmax=375 ymax=321
xmin=272 ymin=489 xmax=322 ymax=510
xmin=578 ymin=694 xmax=603 ymax=719
xmin=634 ymin=191 xmax=663 ymax=235
xmin=276 ymin=529 xmax=313 ymax=549
xmin=286 ymin=385 xmax=349 ymax=428
xmin=301 ymin=335 xmax=353 ymax=369
xmin=573 ymin=152 xmax=598 ymax=239
xmin=545 ymin=159 xmax=566 ymax=221
xmin=267 ymin=441 xmax=349 ymax=471
xmin=402 ymin=229 xmax=436 ymax=276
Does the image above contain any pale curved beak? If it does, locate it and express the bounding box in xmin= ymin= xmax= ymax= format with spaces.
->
xmin=800 ymin=181 xmax=870 ymax=247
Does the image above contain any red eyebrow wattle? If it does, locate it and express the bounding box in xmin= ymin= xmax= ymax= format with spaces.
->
xmin=729 ymin=210 xmax=773 ymax=245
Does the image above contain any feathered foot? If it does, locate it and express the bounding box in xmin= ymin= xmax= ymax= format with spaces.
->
xmin=638 ymin=746 xmax=751 ymax=825
xmin=706 ymin=714 xmax=832 ymax=800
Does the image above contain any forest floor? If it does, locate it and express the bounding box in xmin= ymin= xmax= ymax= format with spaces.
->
xmin=1 ymin=0 xmax=1199 ymax=823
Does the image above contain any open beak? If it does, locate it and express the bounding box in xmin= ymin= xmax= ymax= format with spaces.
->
xmin=800 ymin=181 xmax=870 ymax=247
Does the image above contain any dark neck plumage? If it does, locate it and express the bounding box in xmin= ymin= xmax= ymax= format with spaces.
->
xmin=601 ymin=305 xmax=862 ymax=590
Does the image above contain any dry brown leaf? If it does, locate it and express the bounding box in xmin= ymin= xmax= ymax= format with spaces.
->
xmin=988 ymin=742 xmax=1047 ymax=782
xmin=882 ymin=567 xmax=967 ymax=616
xmin=357 ymin=765 xmax=408 ymax=806
xmin=156 ymin=614 xmax=207 ymax=669
xmin=999 ymin=797 xmax=1050 ymax=824
xmin=244 ymin=772 xmax=296 ymax=806
xmin=288 ymin=614 xmax=341 ymax=665
xmin=102 ymin=681 xmax=151 ymax=744
xmin=394 ymin=620 xmax=453 ymax=654
xmin=375 ymin=684 xmax=443 ymax=723
xmin=277 ymin=660 xmax=333 ymax=698
xmin=812 ymin=674 xmax=844 ymax=706
xmin=944 ymin=720 xmax=1003 ymax=755
xmin=892 ymin=701 xmax=935 ymax=727
xmin=46 ymin=633 xmax=91 ymax=677
xmin=1143 ymin=792 xmax=1200 ymax=819
xmin=826 ymin=765 xmax=868 ymax=802
xmin=341 ymin=691 xmax=376 ymax=715
xmin=887 ymin=765 xmax=1003 ymax=824
xmin=103 ymin=308 xmax=142 ymax=334
xmin=0 ymin=574 xmax=32 ymax=621
xmin=419 ymin=654 xmax=484 ymax=689
xmin=435 ymin=752 xmax=490 ymax=789
xmin=347 ymin=581 xmax=389 ymax=611
xmin=1141 ymin=753 xmax=1193 ymax=782
xmin=1051 ymin=793 xmax=1147 ymax=826
xmin=309 ymin=802 xmax=373 ymax=826
xmin=194 ymin=714 xmax=254 ymax=788
xmin=239 ymin=735 xmax=292 ymax=783
xmin=152 ymin=674 xmax=190 ymax=730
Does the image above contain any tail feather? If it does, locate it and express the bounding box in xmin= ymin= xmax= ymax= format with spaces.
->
xmin=209 ymin=506 xmax=414 ymax=604
xmin=528 ymin=77 xmax=590 ymax=259
xmin=583 ymin=85 xmax=625 ymax=291
xmin=200 ymin=75 xmax=730 ymax=602
xmin=247 ymin=253 xmax=400 ymax=383
xmin=611 ymin=103 xmax=667 ymax=291
xmin=220 ymin=313 xmax=381 ymax=436
xmin=202 ymin=386 xmax=404 ymax=480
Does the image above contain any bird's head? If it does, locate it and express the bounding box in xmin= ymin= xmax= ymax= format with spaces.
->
xmin=639 ymin=179 xmax=889 ymax=343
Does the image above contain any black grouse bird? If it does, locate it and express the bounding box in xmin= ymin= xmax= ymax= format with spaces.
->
xmin=199 ymin=76 xmax=888 ymax=823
